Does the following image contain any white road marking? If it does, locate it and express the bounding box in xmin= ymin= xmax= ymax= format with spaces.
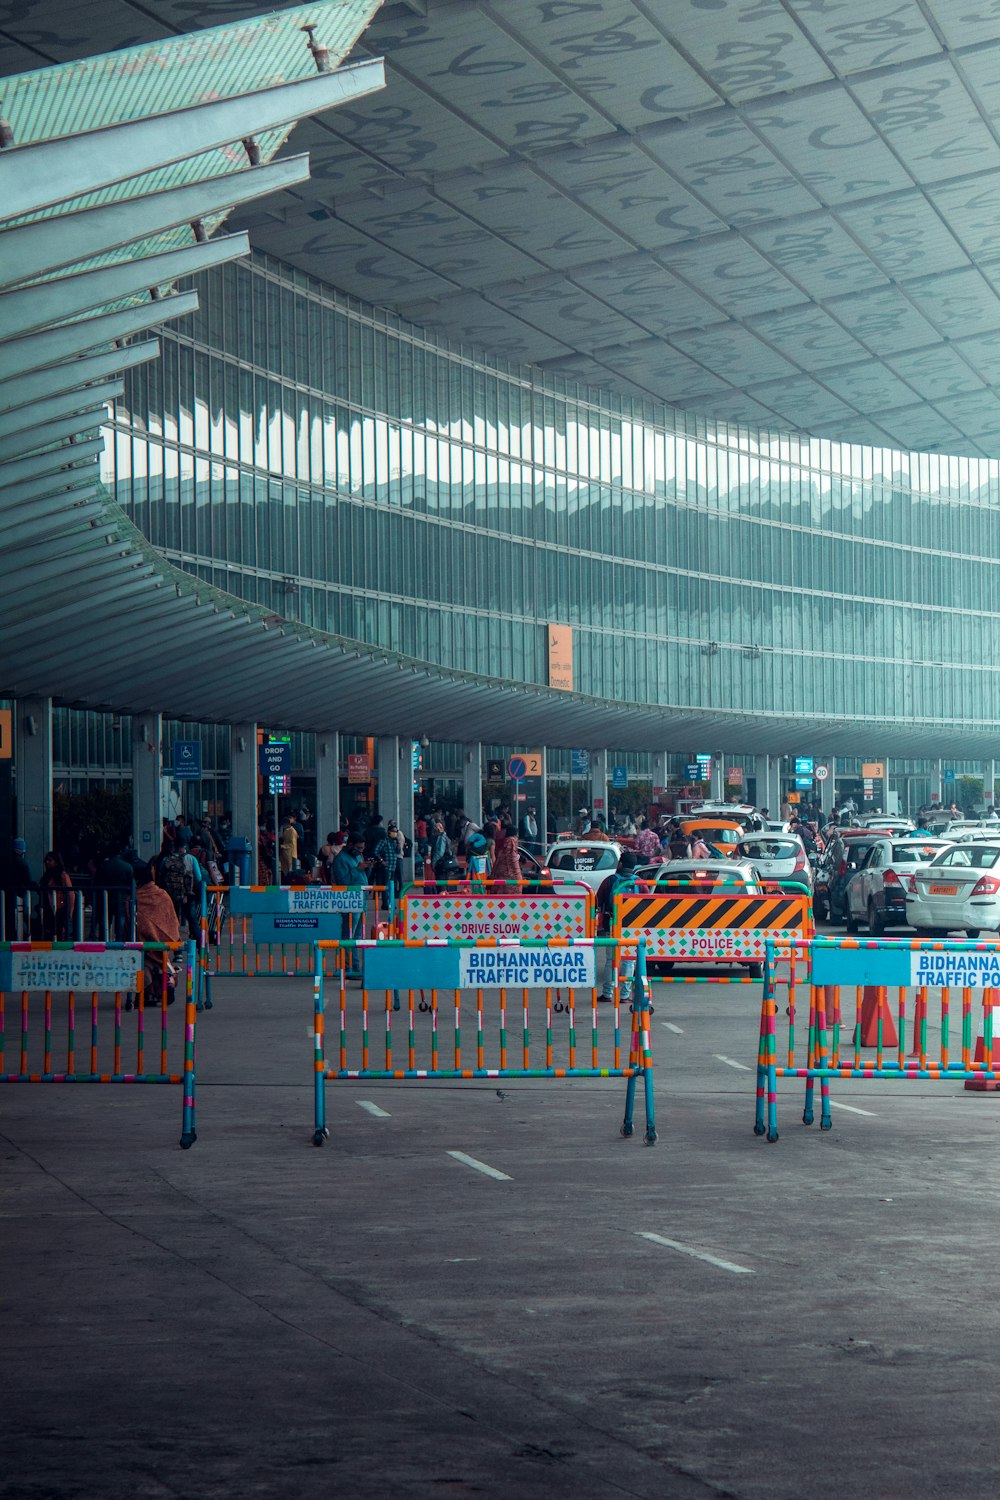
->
xmin=356 ymin=1100 xmax=390 ymax=1118
xmin=638 ymin=1232 xmax=753 ymax=1275
xmin=714 ymin=1054 xmax=751 ymax=1071
xmin=829 ymin=1099 xmax=877 ymax=1117
xmin=447 ymin=1150 xmax=512 ymax=1181
xmin=663 ymin=1022 xmax=684 ymax=1034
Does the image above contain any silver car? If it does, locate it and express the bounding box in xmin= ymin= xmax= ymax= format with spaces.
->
xmin=734 ymin=835 xmax=812 ymax=892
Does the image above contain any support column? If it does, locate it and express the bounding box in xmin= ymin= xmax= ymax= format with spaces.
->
xmin=818 ymin=756 xmax=835 ymax=816
xmin=755 ymin=755 xmax=781 ymax=817
xmin=315 ymin=732 xmax=340 ymax=843
xmin=375 ymin=735 xmax=414 ymax=884
xmin=16 ymin=696 xmax=52 ymax=862
xmin=651 ymin=752 xmax=669 ymax=801
xmin=462 ymin=743 xmax=482 ymax=826
xmin=590 ymin=749 xmax=609 ymax=824
xmin=710 ymin=753 xmax=724 ymax=803
xmin=936 ymin=758 xmax=944 ymax=805
xmin=229 ymin=723 xmax=259 ymax=884
xmin=983 ymin=760 xmax=996 ymax=812
xmin=131 ymin=711 xmax=163 ymax=861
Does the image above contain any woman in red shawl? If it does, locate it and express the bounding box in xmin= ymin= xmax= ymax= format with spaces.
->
xmin=489 ymin=832 xmax=521 ymax=893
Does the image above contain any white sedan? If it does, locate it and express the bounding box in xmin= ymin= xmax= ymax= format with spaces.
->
xmin=906 ymin=841 xmax=1000 ymax=936
xmin=734 ymin=835 xmax=812 ymax=891
xmin=542 ymin=840 xmax=623 ymax=896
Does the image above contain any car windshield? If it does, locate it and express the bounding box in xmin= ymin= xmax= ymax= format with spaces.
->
xmin=548 ymin=846 xmax=618 ymax=871
xmin=890 ymin=843 xmax=946 ymax=863
xmin=687 ymin=826 xmax=741 ymax=844
xmin=738 ymin=839 xmax=798 ymax=859
xmin=930 ymin=845 xmax=1000 ymax=869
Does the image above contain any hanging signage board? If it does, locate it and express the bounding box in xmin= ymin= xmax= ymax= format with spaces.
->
xmin=347 ymin=753 xmax=370 ymax=784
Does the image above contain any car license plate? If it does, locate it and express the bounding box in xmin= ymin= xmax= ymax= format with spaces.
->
xmin=929 ymin=884 xmax=957 ymax=895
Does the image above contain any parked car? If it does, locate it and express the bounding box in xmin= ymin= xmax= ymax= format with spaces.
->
xmin=634 ymin=859 xmax=768 ymax=976
xmin=851 ymin=816 xmax=915 ymax=835
xmin=697 ymin=803 xmax=768 ymax=833
xmin=817 ymin=830 xmax=891 ymax=922
xmin=541 ymin=840 xmax=622 ymax=895
xmin=906 ymin=841 xmax=1000 ymax=936
xmin=734 ymin=835 xmax=812 ymax=892
xmin=844 ymin=837 xmax=953 ymax=934
xmin=679 ymin=818 xmax=745 ymax=856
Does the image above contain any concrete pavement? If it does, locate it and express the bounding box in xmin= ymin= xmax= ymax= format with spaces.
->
xmin=3 ymin=968 xmax=1000 ymax=1498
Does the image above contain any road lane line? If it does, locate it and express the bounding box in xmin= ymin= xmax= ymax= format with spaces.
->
xmin=356 ymin=1100 xmax=391 ymax=1117
xmin=663 ymin=1022 xmax=684 ymax=1034
xmin=714 ymin=1054 xmax=751 ymax=1071
xmin=447 ymin=1150 xmax=512 ymax=1181
xmin=829 ymin=1099 xmax=876 ymax=1117
xmin=638 ymin=1232 xmax=753 ymax=1274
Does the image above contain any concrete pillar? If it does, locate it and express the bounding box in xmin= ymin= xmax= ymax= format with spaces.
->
xmin=376 ymin=735 xmax=415 ymax=880
xmin=983 ymin=760 xmax=996 ymax=811
xmin=131 ymin=711 xmax=163 ymax=860
xmin=818 ymin=755 xmax=835 ymax=816
xmin=315 ymin=731 xmax=340 ymax=843
xmin=710 ymin=753 xmax=724 ymax=803
xmin=16 ymin=695 xmax=52 ymax=861
xmin=755 ymin=755 xmax=781 ymax=816
xmin=229 ymin=723 xmax=259 ymax=884
xmin=651 ymin=752 xmax=669 ymax=800
xmin=462 ymin=743 xmax=482 ymax=825
xmin=590 ymin=749 xmax=609 ymax=824
xmin=936 ymin=758 xmax=944 ymax=805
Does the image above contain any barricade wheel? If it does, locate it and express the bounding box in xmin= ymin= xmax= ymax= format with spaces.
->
xmin=644 ymin=1129 xmax=658 ymax=1146
xmin=754 ymin=1122 xmax=766 ymax=1136
xmin=620 ymin=1123 xmax=634 ymax=1137
xmin=180 ymin=1132 xmax=196 ymax=1150
xmin=767 ymin=1129 xmax=779 ymax=1143
xmin=312 ymin=1129 xmax=328 ymax=1147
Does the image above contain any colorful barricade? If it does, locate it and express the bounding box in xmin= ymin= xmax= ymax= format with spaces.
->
xmin=0 ymin=940 xmax=198 ymax=1147
xmin=310 ymin=936 xmax=654 ymax=1148
xmin=400 ymin=885 xmax=594 ymax=942
xmin=203 ymin=884 xmax=387 ymax=982
xmin=755 ymin=936 xmax=1000 ymax=1142
xmin=614 ymin=889 xmax=812 ymax=977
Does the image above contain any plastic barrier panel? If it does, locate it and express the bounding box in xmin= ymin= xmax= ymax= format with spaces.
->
xmin=755 ymin=936 xmax=1000 ymax=1142
xmin=0 ymin=940 xmax=198 ymax=1148
xmin=614 ymin=891 xmax=811 ymax=962
xmin=203 ymin=885 xmax=388 ymax=980
xmin=401 ymin=890 xmax=593 ymax=942
xmin=310 ymin=937 xmax=654 ymax=1149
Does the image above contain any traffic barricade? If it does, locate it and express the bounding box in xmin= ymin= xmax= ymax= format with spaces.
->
xmin=0 ymin=940 xmax=198 ymax=1147
xmin=399 ymin=880 xmax=594 ymax=941
xmin=202 ymin=883 xmax=391 ymax=984
xmin=614 ymin=886 xmax=812 ymax=979
xmin=310 ymin=936 xmax=655 ymax=1148
xmin=755 ymin=936 xmax=1000 ymax=1142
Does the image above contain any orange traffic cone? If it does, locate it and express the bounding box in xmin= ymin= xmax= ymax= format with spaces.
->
xmin=859 ymin=985 xmax=898 ymax=1047
xmin=965 ymin=989 xmax=1000 ymax=1092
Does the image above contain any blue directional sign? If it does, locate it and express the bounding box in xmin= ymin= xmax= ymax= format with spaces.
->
xmin=612 ymin=766 xmax=628 ymax=789
xmin=794 ymin=757 xmax=814 ymax=776
xmin=172 ymin=740 xmax=201 ymax=781
xmin=258 ymin=740 xmax=291 ymax=777
xmin=571 ymin=749 xmax=590 ymax=775
xmin=944 ymin=768 xmax=956 ymax=782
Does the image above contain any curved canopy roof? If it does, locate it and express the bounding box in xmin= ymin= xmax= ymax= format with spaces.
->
xmin=2 ymin=1 xmax=1000 ymax=759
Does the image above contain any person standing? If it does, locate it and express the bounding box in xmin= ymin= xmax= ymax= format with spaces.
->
xmin=3 ymin=838 xmax=35 ymax=940
xmin=331 ymin=835 xmax=367 ymax=976
xmin=489 ymin=831 xmax=521 ymax=893
xmin=279 ymin=813 xmax=299 ymax=880
xmin=38 ymin=850 xmax=75 ymax=939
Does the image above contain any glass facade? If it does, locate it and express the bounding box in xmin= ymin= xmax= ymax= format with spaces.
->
xmin=101 ymin=251 xmax=1000 ymax=737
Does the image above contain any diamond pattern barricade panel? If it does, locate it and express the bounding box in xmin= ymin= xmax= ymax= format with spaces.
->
xmin=401 ymin=892 xmax=593 ymax=942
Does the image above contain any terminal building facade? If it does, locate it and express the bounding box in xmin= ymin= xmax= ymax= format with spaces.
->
xmin=4 ymin=0 xmax=1000 ymax=867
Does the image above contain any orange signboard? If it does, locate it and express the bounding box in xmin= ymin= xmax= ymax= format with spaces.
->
xmin=0 ymin=709 xmax=10 ymax=760
xmin=347 ymin=753 xmax=370 ymax=784
xmin=548 ymin=624 xmax=573 ymax=690
xmin=862 ymin=761 xmax=885 ymax=778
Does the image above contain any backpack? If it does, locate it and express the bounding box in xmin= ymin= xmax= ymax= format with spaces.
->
xmin=160 ymin=852 xmax=193 ymax=903
xmin=465 ymin=831 xmax=488 ymax=856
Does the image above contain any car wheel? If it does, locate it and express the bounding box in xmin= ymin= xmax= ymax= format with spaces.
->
xmin=868 ymin=900 xmax=884 ymax=937
xmin=814 ymin=896 xmax=828 ymax=921
xmin=844 ymin=908 xmax=859 ymax=933
xmin=966 ymin=929 xmax=981 ymax=938
xmin=748 ymin=962 xmax=764 ymax=979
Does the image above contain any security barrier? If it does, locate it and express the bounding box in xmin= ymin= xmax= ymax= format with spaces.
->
xmin=615 ymin=888 xmax=811 ymax=971
xmin=310 ymin=936 xmax=655 ymax=1148
xmin=0 ymin=940 xmax=198 ymax=1147
xmin=755 ymin=936 xmax=1000 ymax=1142
xmin=202 ymin=884 xmax=391 ymax=981
xmin=400 ymin=883 xmax=594 ymax=942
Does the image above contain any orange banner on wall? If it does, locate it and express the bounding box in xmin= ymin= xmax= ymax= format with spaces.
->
xmin=548 ymin=624 xmax=573 ymax=690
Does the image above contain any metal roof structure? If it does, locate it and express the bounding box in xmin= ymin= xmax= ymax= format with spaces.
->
xmin=5 ymin=3 xmax=1000 ymax=457
xmin=2 ymin=1 xmax=1000 ymax=758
